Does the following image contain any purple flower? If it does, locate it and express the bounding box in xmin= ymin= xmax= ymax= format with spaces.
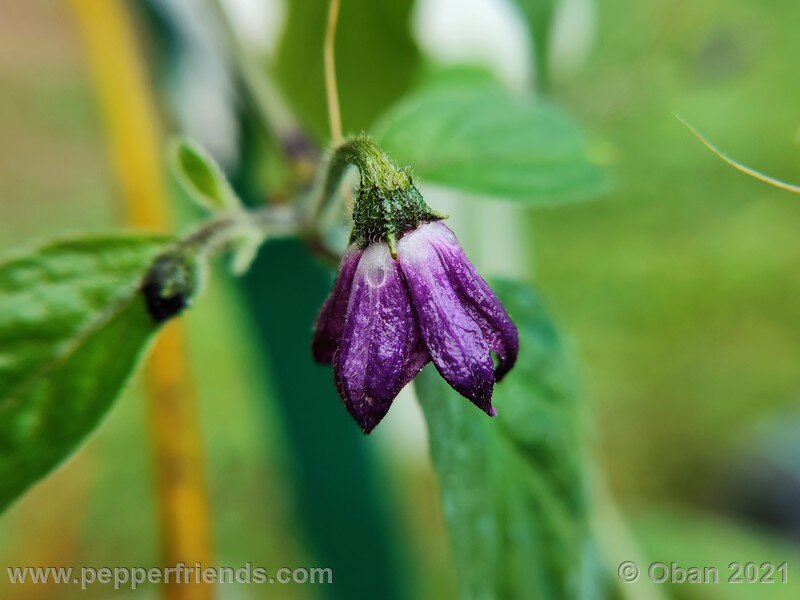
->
xmin=313 ymin=221 xmax=519 ymax=433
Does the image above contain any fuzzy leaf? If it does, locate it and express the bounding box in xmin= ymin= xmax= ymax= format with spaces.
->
xmin=171 ymin=138 xmax=241 ymax=212
xmin=373 ymin=76 xmax=608 ymax=205
xmin=415 ymin=279 xmax=607 ymax=599
xmin=0 ymin=234 xmax=174 ymax=511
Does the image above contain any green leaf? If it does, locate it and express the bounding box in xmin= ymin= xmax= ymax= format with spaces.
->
xmin=373 ymin=75 xmax=609 ymax=206
xmin=274 ymin=0 xmax=421 ymax=141
xmin=0 ymin=234 xmax=174 ymax=511
xmin=415 ymin=279 xmax=606 ymax=599
xmin=170 ymin=138 xmax=241 ymax=212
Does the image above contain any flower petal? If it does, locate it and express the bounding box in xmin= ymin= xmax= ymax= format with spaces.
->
xmin=397 ymin=226 xmax=496 ymax=416
xmin=334 ymin=243 xmax=428 ymax=433
xmin=425 ymin=222 xmax=519 ymax=380
xmin=312 ymin=245 xmax=362 ymax=363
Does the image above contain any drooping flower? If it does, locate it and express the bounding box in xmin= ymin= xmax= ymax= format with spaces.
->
xmin=312 ymin=138 xmax=518 ymax=433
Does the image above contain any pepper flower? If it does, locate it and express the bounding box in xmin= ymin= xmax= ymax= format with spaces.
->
xmin=312 ymin=138 xmax=518 ymax=433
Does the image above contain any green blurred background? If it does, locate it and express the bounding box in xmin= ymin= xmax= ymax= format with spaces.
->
xmin=2 ymin=0 xmax=800 ymax=598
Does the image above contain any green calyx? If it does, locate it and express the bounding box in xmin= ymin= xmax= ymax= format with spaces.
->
xmin=326 ymin=136 xmax=445 ymax=257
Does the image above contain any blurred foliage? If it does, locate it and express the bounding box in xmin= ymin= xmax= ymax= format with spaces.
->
xmin=374 ymin=68 xmax=608 ymax=205
xmin=416 ymin=280 xmax=606 ymax=599
xmin=508 ymin=0 xmax=559 ymax=91
xmin=275 ymin=0 xmax=421 ymax=141
xmin=240 ymin=238 xmax=410 ymax=600
xmin=636 ymin=509 xmax=800 ymax=599
xmin=2 ymin=0 xmax=800 ymax=598
xmin=533 ymin=0 xmax=800 ymax=508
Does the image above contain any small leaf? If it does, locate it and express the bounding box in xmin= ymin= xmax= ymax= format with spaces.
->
xmin=228 ymin=225 xmax=266 ymax=276
xmin=373 ymin=75 xmax=608 ymax=205
xmin=0 ymin=234 xmax=175 ymax=511
xmin=171 ymin=138 xmax=242 ymax=212
xmin=415 ymin=279 xmax=607 ymax=599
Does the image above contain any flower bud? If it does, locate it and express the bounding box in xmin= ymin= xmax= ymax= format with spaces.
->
xmin=313 ymin=139 xmax=519 ymax=433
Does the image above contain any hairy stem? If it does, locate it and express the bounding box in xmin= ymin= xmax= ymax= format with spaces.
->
xmin=177 ymin=204 xmax=301 ymax=259
xmin=309 ymin=137 xmax=407 ymax=227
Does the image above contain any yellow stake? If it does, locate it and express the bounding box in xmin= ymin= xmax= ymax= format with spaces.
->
xmin=70 ymin=1 xmax=213 ymax=598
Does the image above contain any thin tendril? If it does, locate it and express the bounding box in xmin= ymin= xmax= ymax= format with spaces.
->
xmin=325 ymin=0 xmax=343 ymax=145
xmin=676 ymin=114 xmax=800 ymax=195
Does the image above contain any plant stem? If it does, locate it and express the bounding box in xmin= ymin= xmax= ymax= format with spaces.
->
xmin=307 ymin=137 xmax=395 ymax=230
xmin=677 ymin=114 xmax=800 ymax=195
xmin=208 ymin=0 xmax=319 ymax=192
xmin=178 ymin=204 xmax=300 ymax=254
xmin=207 ymin=0 xmax=297 ymax=143
xmin=325 ymin=0 xmax=343 ymax=144
xmin=70 ymin=1 xmax=214 ymax=598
